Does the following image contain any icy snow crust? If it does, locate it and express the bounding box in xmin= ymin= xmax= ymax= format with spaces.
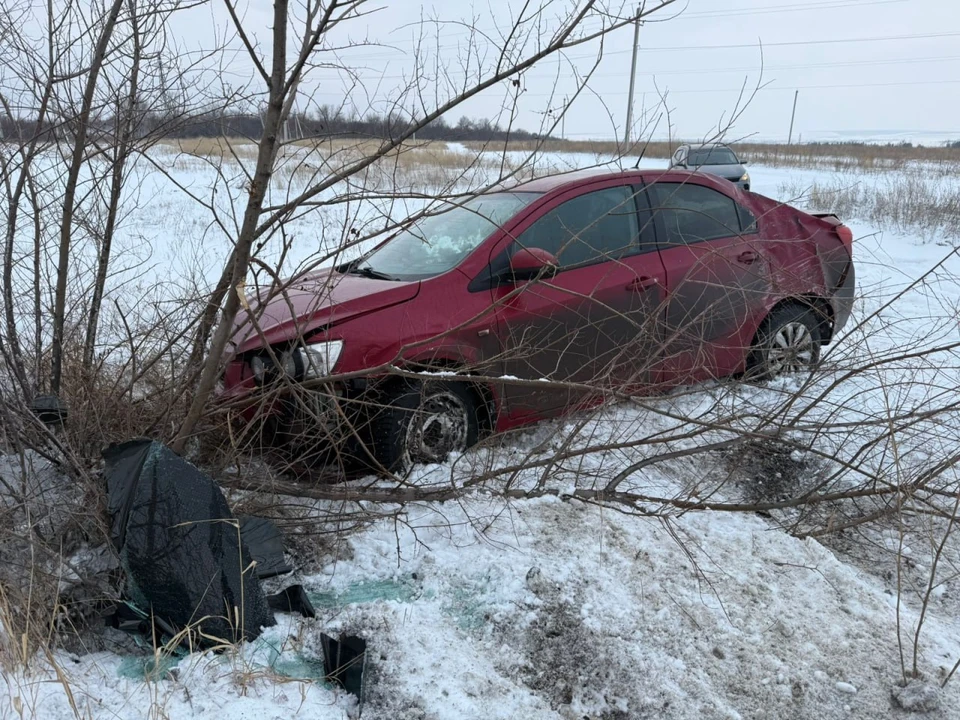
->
xmin=4 ymin=152 xmax=960 ymax=719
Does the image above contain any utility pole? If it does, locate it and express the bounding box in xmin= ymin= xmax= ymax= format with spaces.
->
xmin=562 ymin=95 xmax=567 ymax=140
xmin=623 ymin=5 xmax=641 ymax=146
xmin=787 ymin=90 xmax=799 ymax=145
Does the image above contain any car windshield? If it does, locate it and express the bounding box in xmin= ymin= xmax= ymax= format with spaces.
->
xmin=353 ymin=192 xmax=540 ymax=280
xmin=686 ymin=147 xmax=739 ymax=166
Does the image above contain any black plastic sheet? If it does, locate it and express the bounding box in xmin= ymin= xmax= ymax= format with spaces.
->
xmin=239 ymin=516 xmax=293 ymax=579
xmin=321 ymin=633 xmax=367 ymax=699
xmin=266 ymin=584 xmax=316 ymax=618
xmin=104 ymin=439 xmax=275 ymax=645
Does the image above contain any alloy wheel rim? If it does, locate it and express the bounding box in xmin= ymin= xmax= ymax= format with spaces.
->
xmin=405 ymin=392 xmax=469 ymax=464
xmin=767 ymin=321 xmax=816 ymax=375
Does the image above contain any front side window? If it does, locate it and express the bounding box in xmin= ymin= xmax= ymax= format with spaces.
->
xmin=359 ymin=192 xmax=540 ymax=280
xmin=651 ymin=183 xmax=743 ymax=246
xmin=513 ymin=186 xmax=641 ymax=268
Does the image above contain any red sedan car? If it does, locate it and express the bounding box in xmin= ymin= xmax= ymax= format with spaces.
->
xmin=222 ymin=168 xmax=855 ymax=470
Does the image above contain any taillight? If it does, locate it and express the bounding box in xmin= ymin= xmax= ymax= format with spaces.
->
xmin=836 ymin=224 xmax=853 ymax=252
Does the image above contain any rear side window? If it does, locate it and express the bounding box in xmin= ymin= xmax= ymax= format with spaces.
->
xmin=515 ymin=186 xmax=640 ymax=268
xmin=738 ymin=205 xmax=758 ymax=234
xmin=650 ymin=183 xmax=743 ymax=246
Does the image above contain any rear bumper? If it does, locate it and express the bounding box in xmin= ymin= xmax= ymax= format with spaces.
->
xmin=830 ymin=257 xmax=856 ymax=337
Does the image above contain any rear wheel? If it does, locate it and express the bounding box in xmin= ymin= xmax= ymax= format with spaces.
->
xmin=365 ymin=380 xmax=481 ymax=472
xmin=746 ymin=305 xmax=821 ymax=381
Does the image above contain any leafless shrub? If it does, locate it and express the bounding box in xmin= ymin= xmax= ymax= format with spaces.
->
xmin=779 ymin=175 xmax=960 ymax=240
xmin=0 ymin=439 xmax=111 ymax=673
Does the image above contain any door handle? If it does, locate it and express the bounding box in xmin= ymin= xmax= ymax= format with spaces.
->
xmin=737 ymin=250 xmax=759 ymax=264
xmin=627 ymin=276 xmax=659 ymax=291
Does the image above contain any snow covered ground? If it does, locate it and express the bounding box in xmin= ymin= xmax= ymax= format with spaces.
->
xmin=3 ymin=149 xmax=960 ymax=719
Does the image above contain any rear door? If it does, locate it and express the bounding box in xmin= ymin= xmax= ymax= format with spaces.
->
xmin=486 ymin=183 xmax=666 ymax=417
xmin=647 ymin=180 xmax=770 ymax=384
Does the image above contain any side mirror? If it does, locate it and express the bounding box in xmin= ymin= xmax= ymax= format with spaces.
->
xmin=509 ymin=247 xmax=559 ymax=282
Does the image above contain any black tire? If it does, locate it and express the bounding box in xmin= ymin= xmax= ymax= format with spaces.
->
xmin=746 ymin=304 xmax=822 ymax=381
xmin=364 ymin=379 xmax=482 ymax=472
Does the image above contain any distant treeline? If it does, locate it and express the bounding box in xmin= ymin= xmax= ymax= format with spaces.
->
xmin=0 ymin=106 xmax=548 ymax=143
xmin=175 ymin=107 xmax=546 ymax=142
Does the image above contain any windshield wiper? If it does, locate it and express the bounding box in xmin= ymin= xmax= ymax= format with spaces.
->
xmin=346 ymin=264 xmax=397 ymax=281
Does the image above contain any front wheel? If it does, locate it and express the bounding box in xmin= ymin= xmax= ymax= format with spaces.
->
xmin=746 ymin=305 xmax=822 ymax=381
xmin=365 ymin=380 xmax=481 ymax=472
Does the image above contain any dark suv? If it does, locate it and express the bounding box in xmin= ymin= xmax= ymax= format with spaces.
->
xmin=669 ymin=143 xmax=750 ymax=190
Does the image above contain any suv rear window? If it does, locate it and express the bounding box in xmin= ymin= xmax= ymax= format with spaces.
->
xmin=685 ymin=147 xmax=739 ymax=166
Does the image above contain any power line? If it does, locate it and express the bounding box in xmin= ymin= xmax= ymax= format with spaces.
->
xmin=306 ymin=52 xmax=960 ymax=83
xmin=331 ymin=28 xmax=960 ymax=65
xmin=375 ymin=0 xmax=910 ymax=47
xmin=519 ymin=77 xmax=960 ymax=97
xmin=660 ymin=54 xmax=960 ymax=76
xmin=582 ymin=30 xmax=960 ymax=57
xmin=303 ymin=76 xmax=960 ymax=103
xmin=338 ymin=3 xmax=933 ymax=61
xmin=674 ymin=0 xmax=907 ymax=20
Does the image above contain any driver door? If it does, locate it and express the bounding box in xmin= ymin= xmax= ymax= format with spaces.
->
xmin=486 ymin=183 xmax=666 ymax=418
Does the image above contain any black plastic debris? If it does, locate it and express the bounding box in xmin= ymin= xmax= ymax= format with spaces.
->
xmin=104 ymin=439 xmax=275 ymax=646
xmin=107 ymin=599 xmax=179 ymax=639
xmin=240 ymin=516 xmax=293 ymax=579
xmin=266 ymin=584 xmax=316 ymax=619
xmin=321 ymin=633 xmax=367 ymax=700
xmin=30 ymin=394 xmax=67 ymax=427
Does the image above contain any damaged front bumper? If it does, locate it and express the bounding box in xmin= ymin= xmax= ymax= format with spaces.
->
xmin=218 ymin=365 xmax=375 ymax=464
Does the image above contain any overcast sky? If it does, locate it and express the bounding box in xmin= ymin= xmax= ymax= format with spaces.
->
xmin=173 ymin=0 xmax=960 ymax=143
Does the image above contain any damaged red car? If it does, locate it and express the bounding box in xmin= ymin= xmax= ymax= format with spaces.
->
xmin=221 ymin=168 xmax=855 ymax=470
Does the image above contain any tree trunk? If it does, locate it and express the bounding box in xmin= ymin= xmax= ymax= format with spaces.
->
xmin=50 ymin=0 xmax=125 ymax=395
xmin=83 ymin=6 xmax=142 ymax=373
xmin=172 ymin=0 xmax=289 ymax=453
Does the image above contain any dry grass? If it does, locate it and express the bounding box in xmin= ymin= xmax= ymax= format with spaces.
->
xmin=464 ymin=138 xmax=960 ymax=173
xmin=292 ymin=136 xmax=433 ymax=154
xmin=463 ymin=138 xmax=644 ymax=157
xmin=160 ymin=136 xmax=259 ymax=160
xmin=165 ymin=136 xmax=960 ymax=174
xmin=778 ymin=174 xmax=960 ymax=239
xmin=163 ymin=136 xmax=527 ymax=190
xmin=271 ymin=139 xmax=534 ymax=193
xmin=0 ymin=456 xmax=105 ymax=675
xmin=736 ymin=142 xmax=960 ymax=174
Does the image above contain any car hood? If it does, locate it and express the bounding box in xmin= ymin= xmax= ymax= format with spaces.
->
xmin=690 ymin=162 xmax=746 ymax=179
xmin=227 ymin=269 xmax=420 ymax=355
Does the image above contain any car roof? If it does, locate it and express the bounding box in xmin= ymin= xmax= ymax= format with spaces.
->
xmin=508 ymin=167 xmax=644 ymax=193
xmin=682 ymin=142 xmax=733 ymax=150
xmin=502 ymin=166 xmax=738 ymax=196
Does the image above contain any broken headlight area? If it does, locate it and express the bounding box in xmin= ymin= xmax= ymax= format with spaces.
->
xmin=248 ymin=340 xmax=343 ymax=386
xmin=248 ymin=381 xmax=373 ymax=467
xmin=276 ymin=384 xmax=349 ymax=437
